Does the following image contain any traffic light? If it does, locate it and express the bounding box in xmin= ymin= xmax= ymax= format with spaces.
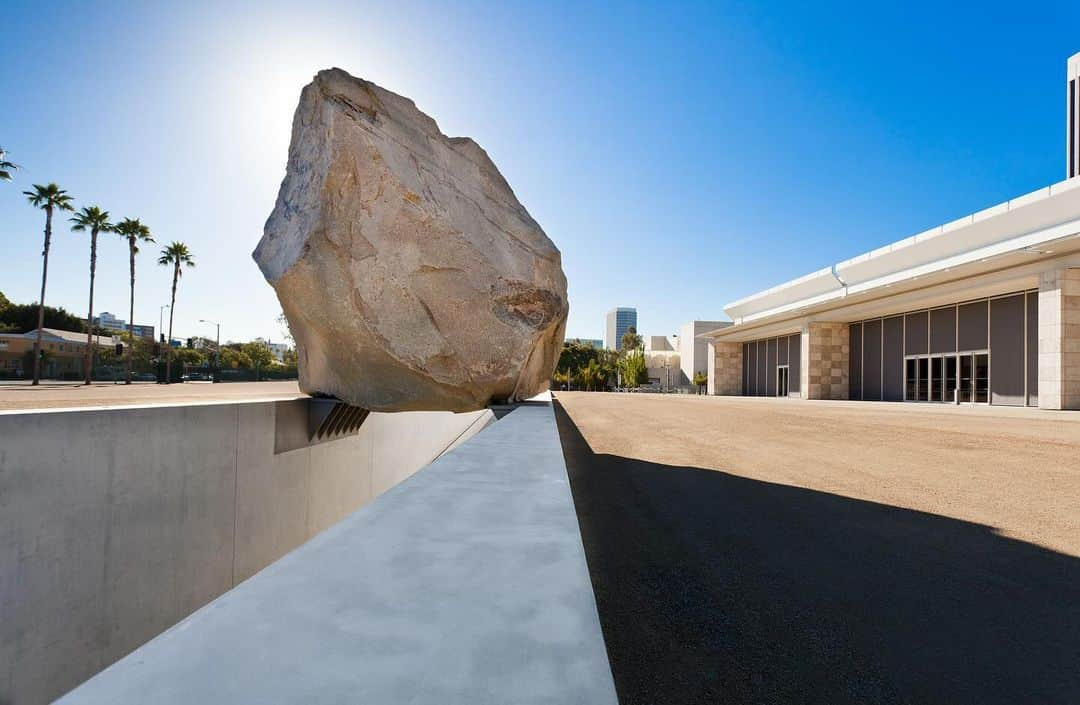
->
xmin=186 ymin=338 xmax=194 ymax=349
xmin=115 ymin=343 xmax=123 ymax=356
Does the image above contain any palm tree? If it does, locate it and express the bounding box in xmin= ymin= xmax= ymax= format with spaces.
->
xmin=71 ymin=206 xmax=115 ymax=385
xmin=114 ymin=218 xmax=154 ymax=384
xmin=0 ymin=147 xmax=18 ymax=181
xmin=157 ymin=242 xmax=195 ymax=383
xmin=23 ymin=183 xmax=75 ymax=384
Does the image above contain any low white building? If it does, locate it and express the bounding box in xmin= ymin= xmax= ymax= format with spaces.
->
xmin=93 ymin=312 xmax=154 ymax=339
xmin=640 ymin=325 xmax=730 ymax=388
xmin=254 ymin=338 xmax=292 ymax=362
xmin=679 ymin=321 xmax=730 ymax=384
xmin=700 ymin=53 xmax=1080 ymax=410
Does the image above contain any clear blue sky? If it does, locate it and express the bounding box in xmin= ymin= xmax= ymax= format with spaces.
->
xmin=3 ymin=1 xmax=1079 ymax=343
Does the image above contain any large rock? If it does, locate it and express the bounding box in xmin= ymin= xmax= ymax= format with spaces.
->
xmin=254 ymin=68 xmax=567 ymax=412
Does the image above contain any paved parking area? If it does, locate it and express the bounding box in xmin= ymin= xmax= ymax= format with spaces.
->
xmin=0 ymin=381 xmax=304 ymax=411
xmin=554 ymin=392 xmax=1080 ymax=705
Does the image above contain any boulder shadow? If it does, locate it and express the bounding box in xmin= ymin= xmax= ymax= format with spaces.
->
xmin=553 ymin=402 xmax=1080 ymax=705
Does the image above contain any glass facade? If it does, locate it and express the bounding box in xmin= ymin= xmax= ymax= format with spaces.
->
xmin=848 ymin=290 xmax=1037 ymax=407
xmin=741 ymin=333 xmax=801 ymax=397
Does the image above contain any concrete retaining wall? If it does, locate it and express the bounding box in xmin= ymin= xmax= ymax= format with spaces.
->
xmin=0 ymin=400 xmax=492 ymax=705
xmin=55 ymin=402 xmax=617 ymax=705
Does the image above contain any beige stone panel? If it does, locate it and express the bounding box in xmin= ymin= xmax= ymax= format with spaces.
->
xmin=710 ymin=341 xmax=743 ymax=396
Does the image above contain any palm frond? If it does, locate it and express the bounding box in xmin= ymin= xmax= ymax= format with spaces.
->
xmin=70 ymin=205 xmax=114 ymax=233
xmin=158 ymin=241 xmax=195 ymax=270
xmin=0 ymin=147 xmax=17 ymax=180
xmin=24 ymin=183 xmax=74 ymax=210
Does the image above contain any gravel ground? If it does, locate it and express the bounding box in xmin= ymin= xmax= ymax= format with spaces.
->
xmin=554 ymin=392 xmax=1080 ymax=705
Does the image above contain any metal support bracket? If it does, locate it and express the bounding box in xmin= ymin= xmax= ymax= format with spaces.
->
xmin=308 ymin=398 xmax=370 ymax=441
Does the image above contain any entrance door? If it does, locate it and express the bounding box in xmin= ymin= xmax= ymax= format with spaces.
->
xmin=959 ymin=354 xmax=972 ymax=402
xmin=957 ymin=352 xmax=989 ymax=404
xmin=777 ymin=365 xmax=789 ymax=397
xmin=930 ymin=356 xmax=944 ymax=401
xmin=945 ymin=356 xmax=957 ymax=402
xmin=974 ymin=353 xmax=989 ymax=403
xmin=905 ymin=355 xmax=952 ymax=402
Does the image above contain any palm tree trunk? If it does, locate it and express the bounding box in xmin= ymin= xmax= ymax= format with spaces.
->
xmin=165 ymin=261 xmax=178 ymax=383
xmin=84 ymin=229 xmax=98 ymax=385
xmin=32 ymin=206 xmax=52 ymax=385
xmin=126 ymin=239 xmax=135 ymax=384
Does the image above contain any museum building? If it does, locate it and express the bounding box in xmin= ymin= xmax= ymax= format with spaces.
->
xmin=702 ymin=53 xmax=1080 ymax=410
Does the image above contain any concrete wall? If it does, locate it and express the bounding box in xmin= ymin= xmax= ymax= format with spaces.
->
xmin=55 ymin=402 xmax=617 ymax=705
xmin=644 ymin=335 xmax=675 ymax=351
xmin=0 ymin=400 xmax=491 ymax=705
xmin=679 ymin=321 xmax=730 ymax=386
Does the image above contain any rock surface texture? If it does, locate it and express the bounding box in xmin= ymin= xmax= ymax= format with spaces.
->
xmin=254 ymin=68 xmax=567 ymax=412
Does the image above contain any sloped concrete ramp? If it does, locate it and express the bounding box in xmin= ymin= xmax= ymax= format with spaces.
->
xmin=56 ymin=401 xmax=616 ymax=705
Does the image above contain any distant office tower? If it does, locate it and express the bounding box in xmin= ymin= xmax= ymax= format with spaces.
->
xmin=1069 ymin=52 xmax=1080 ymax=179
xmin=605 ymin=307 xmax=637 ymax=350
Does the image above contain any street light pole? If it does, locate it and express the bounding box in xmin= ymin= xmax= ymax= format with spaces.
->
xmin=156 ymin=304 xmax=171 ymax=384
xmin=199 ymin=319 xmax=220 ymax=382
xmin=159 ymin=305 xmax=170 ymax=342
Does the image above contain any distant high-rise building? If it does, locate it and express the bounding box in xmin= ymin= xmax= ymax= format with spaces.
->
xmin=604 ymin=307 xmax=637 ymax=350
xmin=1069 ymin=52 xmax=1080 ymax=179
xmin=93 ymin=311 xmax=155 ymax=340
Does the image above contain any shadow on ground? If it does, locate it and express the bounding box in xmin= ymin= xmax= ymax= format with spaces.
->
xmin=553 ymin=401 xmax=1080 ymax=705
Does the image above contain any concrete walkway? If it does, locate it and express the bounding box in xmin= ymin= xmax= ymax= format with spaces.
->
xmin=56 ymin=401 xmax=616 ymax=705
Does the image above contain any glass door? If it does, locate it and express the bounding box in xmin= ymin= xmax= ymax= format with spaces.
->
xmin=777 ymin=366 xmax=789 ymax=397
xmin=959 ymin=354 xmax=973 ymax=402
xmin=974 ymin=353 xmax=989 ymax=404
xmin=956 ymin=352 xmax=989 ymax=404
xmin=945 ymin=356 xmax=957 ymax=403
xmin=930 ymin=357 xmax=944 ymax=401
xmin=905 ymin=355 xmax=946 ymax=402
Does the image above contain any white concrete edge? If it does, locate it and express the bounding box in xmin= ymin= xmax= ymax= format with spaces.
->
xmin=721 ymin=178 xmax=1080 ymax=317
xmin=706 ymin=216 xmax=1080 ymax=334
xmin=0 ymin=394 xmax=312 ymax=417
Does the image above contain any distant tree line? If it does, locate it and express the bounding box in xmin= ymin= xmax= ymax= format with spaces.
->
xmin=552 ymin=326 xmax=650 ymax=391
xmin=1 ymin=289 xmax=296 ymax=379
xmin=0 ymin=291 xmax=87 ymax=333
